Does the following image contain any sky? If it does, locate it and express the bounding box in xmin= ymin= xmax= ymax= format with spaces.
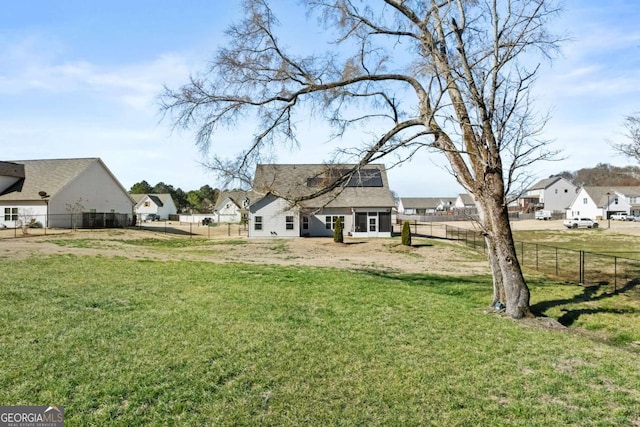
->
xmin=1 ymin=1 xmax=639 ymax=197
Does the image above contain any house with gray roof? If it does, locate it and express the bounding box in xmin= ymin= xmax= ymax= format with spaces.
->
xmin=248 ymin=164 xmax=395 ymax=238
xmin=566 ymin=186 xmax=640 ymax=219
xmin=519 ymin=176 xmax=577 ymax=212
xmin=131 ymin=193 xmax=178 ymax=220
xmin=0 ymin=158 xmax=134 ymax=229
xmin=214 ymin=190 xmax=251 ymax=223
xmin=454 ymin=193 xmax=476 ymax=209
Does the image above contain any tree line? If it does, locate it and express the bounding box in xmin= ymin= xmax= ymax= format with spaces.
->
xmin=129 ymin=180 xmax=224 ymax=213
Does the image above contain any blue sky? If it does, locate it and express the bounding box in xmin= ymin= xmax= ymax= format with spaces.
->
xmin=1 ymin=1 xmax=639 ymax=197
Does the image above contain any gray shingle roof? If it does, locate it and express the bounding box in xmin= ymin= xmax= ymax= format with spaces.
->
xmin=252 ymin=164 xmax=395 ymax=208
xmin=0 ymin=158 xmax=101 ymax=201
xmin=0 ymin=161 xmax=25 ymax=178
xmin=583 ymin=186 xmax=640 ymax=206
xmin=131 ymin=193 xmax=174 ymax=207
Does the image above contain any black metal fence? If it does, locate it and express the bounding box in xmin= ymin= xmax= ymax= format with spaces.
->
xmin=403 ymin=221 xmax=640 ymax=290
xmin=0 ymin=213 xmax=131 ymax=239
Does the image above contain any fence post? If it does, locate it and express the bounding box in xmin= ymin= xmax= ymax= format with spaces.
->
xmin=579 ymin=251 xmax=584 ymax=284
xmin=535 ymin=244 xmax=538 ymax=271
xmin=614 ymin=257 xmax=617 ymax=292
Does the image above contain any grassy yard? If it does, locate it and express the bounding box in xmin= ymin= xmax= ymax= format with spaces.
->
xmin=1 ymin=253 xmax=639 ymax=425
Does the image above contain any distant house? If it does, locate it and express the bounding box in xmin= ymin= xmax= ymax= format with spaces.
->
xmin=131 ymin=193 xmax=178 ymax=220
xmin=214 ymin=190 xmax=251 ymax=223
xmin=397 ymin=197 xmax=456 ymax=215
xmin=454 ymin=193 xmax=476 ymax=209
xmin=566 ymin=186 xmax=640 ymax=219
xmin=0 ymin=158 xmax=134 ymax=229
xmin=519 ymin=176 xmax=577 ymax=212
xmin=248 ymin=164 xmax=395 ymax=238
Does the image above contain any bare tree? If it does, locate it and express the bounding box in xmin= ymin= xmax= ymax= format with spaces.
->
xmin=611 ymin=114 xmax=640 ymax=163
xmin=161 ymin=0 xmax=562 ymax=318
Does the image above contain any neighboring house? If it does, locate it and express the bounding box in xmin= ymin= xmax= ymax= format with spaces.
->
xmin=214 ymin=190 xmax=251 ymax=223
xmin=0 ymin=158 xmax=134 ymax=229
xmin=519 ymin=176 xmax=577 ymax=212
xmin=397 ymin=197 xmax=456 ymax=215
xmin=131 ymin=193 xmax=178 ymax=220
xmin=566 ymin=186 xmax=640 ymax=219
xmin=248 ymin=164 xmax=395 ymax=238
xmin=454 ymin=193 xmax=476 ymax=209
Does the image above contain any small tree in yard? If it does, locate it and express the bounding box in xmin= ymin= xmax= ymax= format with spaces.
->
xmin=161 ymin=0 xmax=563 ymax=318
xmin=333 ymin=217 xmax=344 ymax=243
xmin=401 ymin=221 xmax=412 ymax=247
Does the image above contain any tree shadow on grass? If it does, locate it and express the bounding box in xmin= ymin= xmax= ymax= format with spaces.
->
xmin=530 ymin=278 xmax=640 ymax=326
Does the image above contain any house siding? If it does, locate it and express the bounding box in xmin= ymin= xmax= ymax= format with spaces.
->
xmin=216 ymin=197 xmax=243 ymax=223
xmin=566 ymin=188 xmax=600 ymax=219
xmin=544 ymin=179 xmax=577 ymax=212
xmin=1 ymin=202 xmax=47 ymax=228
xmin=48 ymin=161 xmax=133 ymax=228
xmin=249 ymin=195 xmax=299 ymax=238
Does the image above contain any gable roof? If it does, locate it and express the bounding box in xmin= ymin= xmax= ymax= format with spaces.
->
xmin=527 ymin=176 xmax=574 ymax=191
xmin=130 ymin=193 xmax=175 ymax=208
xmin=252 ymin=164 xmax=395 ymax=208
xmin=457 ymin=193 xmax=476 ymax=206
xmin=215 ymin=190 xmax=251 ymax=211
xmin=0 ymin=158 xmax=127 ymax=201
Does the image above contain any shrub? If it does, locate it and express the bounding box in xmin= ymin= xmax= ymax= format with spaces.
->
xmin=333 ymin=217 xmax=344 ymax=243
xmin=401 ymin=221 xmax=412 ymax=246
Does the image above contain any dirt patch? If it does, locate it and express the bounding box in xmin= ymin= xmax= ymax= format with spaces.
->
xmin=0 ymin=227 xmax=490 ymax=276
xmin=4 ymin=219 xmax=639 ymax=274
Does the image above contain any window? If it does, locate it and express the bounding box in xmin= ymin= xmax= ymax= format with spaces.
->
xmin=355 ymin=213 xmax=367 ymax=232
xmin=285 ymin=216 xmax=294 ymax=230
xmin=379 ymin=212 xmax=391 ymax=232
xmin=325 ymin=215 xmax=344 ymax=230
xmin=254 ymin=216 xmax=263 ymax=230
xmin=4 ymin=207 xmax=18 ymax=221
xmin=302 ymin=216 xmax=309 ymax=230
xmin=143 ymin=201 xmax=150 ymax=207
xmin=583 ymin=198 xmax=588 ymax=204
xmin=614 ymin=198 xmax=619 ymax=205
xmin=555 ymin=189 xmax=558 ymax=194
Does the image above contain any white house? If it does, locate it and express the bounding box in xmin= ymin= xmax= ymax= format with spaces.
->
xmin=0 ymin=158 xmax=134 ymax=229
xmin=248 ymin=164 xmax=395 ymax=238
xmin=519 ymin=176 xmax=577 ymax=212
xmin=454 ymin=193 xmax=476 ymax=209
xmin=214 ymin=191 xmax=250 ymax=223
xmin=131 ymin=193 xmax=178 ymax=220
xmin=565 ymin=186 xmax=640 ymax=219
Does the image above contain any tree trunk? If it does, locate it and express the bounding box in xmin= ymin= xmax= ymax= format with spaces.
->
xmin=485 ymin=199 xmax=530 ymax=318
xmin=486 ymin=237 xmax=506 ymax=307
xmin=474 ymin=200 xmax=506 ymax=306
xmin=474 ymin=171 xmax=531 ymax=319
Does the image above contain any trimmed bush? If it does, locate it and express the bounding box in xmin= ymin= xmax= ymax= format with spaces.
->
xmin=333 ymin=217 xmax=344 ymax=243
xmin=401 ymin=221 xmax=412 ymax=246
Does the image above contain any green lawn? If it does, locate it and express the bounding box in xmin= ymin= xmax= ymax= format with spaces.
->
xmin=1 ymin=254 xmax=639 ymax=425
